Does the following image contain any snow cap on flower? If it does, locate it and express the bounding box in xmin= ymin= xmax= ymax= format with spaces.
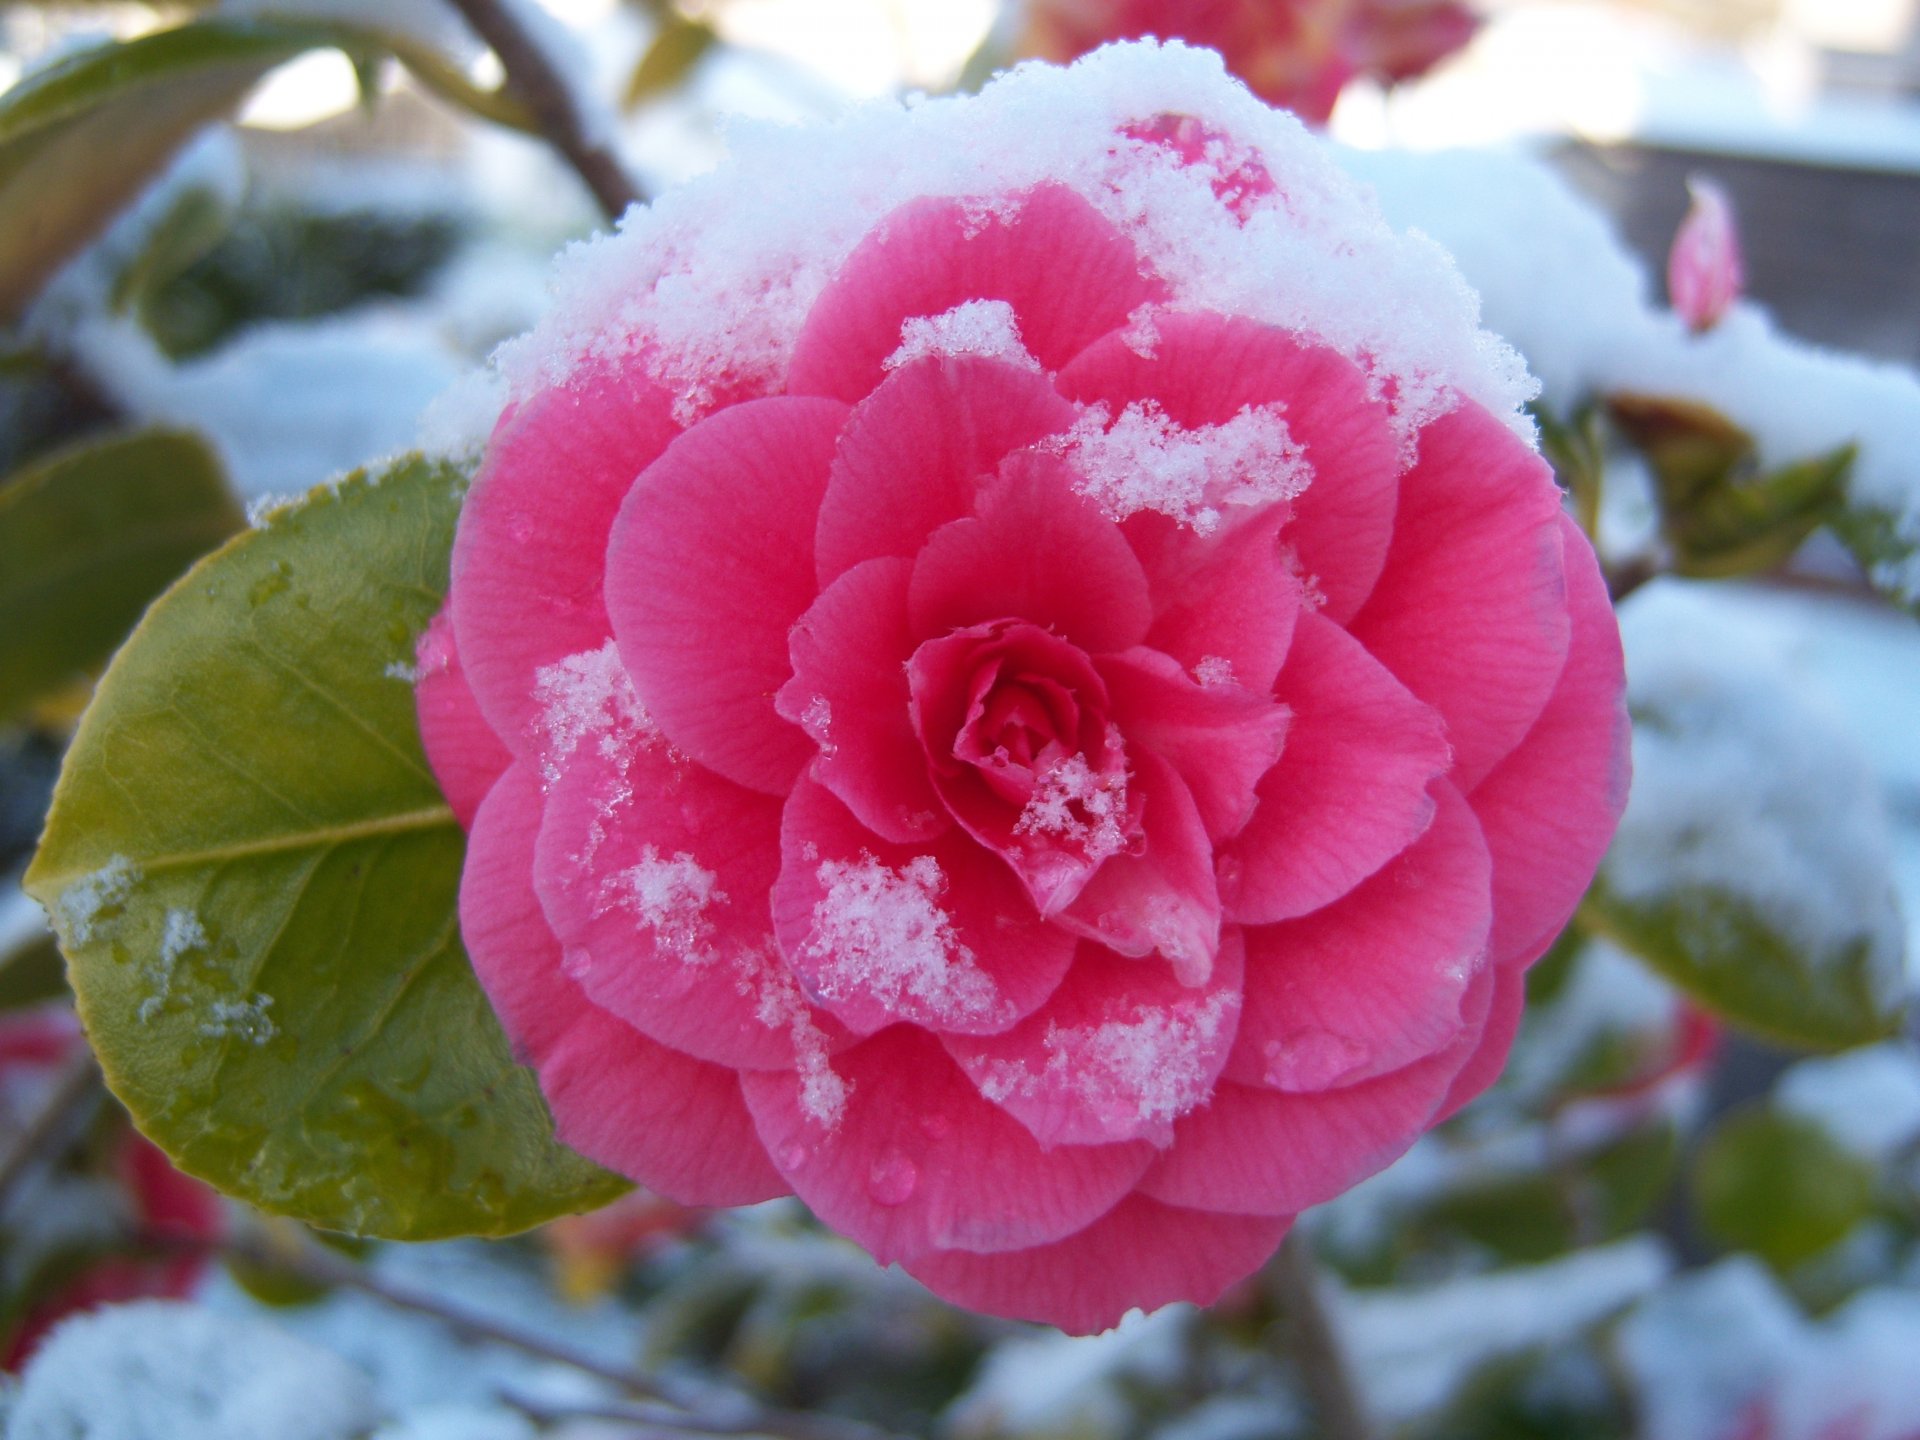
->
xmin=1668 ymin=175 xmax=1745 ymax=334
xmin=420 ymin=41 xmax=1627 ymax=1335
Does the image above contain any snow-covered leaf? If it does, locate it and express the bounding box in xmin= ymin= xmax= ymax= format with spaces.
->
xmin=0 ymin=427 xmax=242 ymax=725
xmin=1584 ymin=597 xmax=1907 ymax=1050
xmin=24 ymin=453 xmax=627 ymax=1239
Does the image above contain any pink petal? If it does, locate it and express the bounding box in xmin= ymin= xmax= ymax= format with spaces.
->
xmin=1055 ymin=747 xmax=1223 ymax=983
xmin=908 ymin=452 xmax=1153 ymax=655
xmin=1099 ymin=647 xmax=1289 ymax=843
xmin=450 ymin=366 xmax=682 ymax=751
xmin=1347 ymin=402 xmax=1571 ymax=790
xmin=531 ymin=680 xmax=835 ymax=1072
xmin=1129 ymin=505 xmax=1303 ymax=700
xmin=1055 ymin=312 xmax=1399 ymax=622
xmin=741 ymin=1026 xmax=1155 ymax=1265
xmin=1434 ymin=960 xmax=1526 ymax=1123
xmin=605 ymin=397 xmax=851 ymax=794
xmin=945 ymin=932 xmax=1246 ymax=1148
xmin=1668 ymin=176 xmax=1744 ymax=334
xmin=904 ymin=1195 xmax=1290 ymax=1335
xmin=1219 ymin=611 xmax=1450 ymax=925
xmin=773 ymin=777 xmax=1078 ymax=1036
xmin=415 ymin=607 xmax=510 ymax=831
xmin=461 ymin=762 xmax=783 ymax=1205
xmin=777 ymin=557 xmax=948 ymax=845
xmin=1224 ymin=781 xmax=1491 ymax=1093
xmin=1138 ymin=965 xmax=1494 ymax=1216
xmin=788 ymin=185 xmax=1164 ymax=404
xmin=1468 ymin=513 xmax=1628 ymax=969
xmin=815 ymin=357 xmax=1077 ymax=587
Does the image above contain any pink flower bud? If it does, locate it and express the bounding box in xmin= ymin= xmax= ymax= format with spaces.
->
xmin=1668 ymin=176 xmax=1745 ymax=333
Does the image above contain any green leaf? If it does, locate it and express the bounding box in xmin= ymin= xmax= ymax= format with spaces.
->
xmin=24 ymin=455 xmax=626 ymax=1239
xmin=623 ymin=14 xmax=718 ymax=109
xmin=0 ymin=19 xmax=531 ymax=324
xmin=0 ymin=428 xmax=243 ymax=725
xmin=1831 ymin=502 xmax=1920 ymax=620
xmin=1693 ymin=1106 xmax=1877 ymax=1269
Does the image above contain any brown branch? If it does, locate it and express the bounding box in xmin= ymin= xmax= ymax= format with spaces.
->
xmin=443 ymin=0 xmax=645 ymax=221
xmin=0 ymin=1051 xmax=103 ymax=1209
xmin=1271 ymin=1231 xmax=1376 ymax=1440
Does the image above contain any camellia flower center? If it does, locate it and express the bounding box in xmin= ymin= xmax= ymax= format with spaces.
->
xmin=910 ymin=620 xmax=1142 ymax=915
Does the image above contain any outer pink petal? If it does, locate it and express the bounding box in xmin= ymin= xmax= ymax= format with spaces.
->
xmin=903 ymin=1195 xmax=1291 ymax=1336
xmin=908 ymin=453 xmax=1153 ymax=656
xmin=605 ymin=396 xmax=851 ymax=795
xmin=461 ymin=762 xmax=783 ymax=1205
xmin=1128 ymin=506 xmax=1302 ymax=699
xmin=415 ymin=608 xmax=510 ymax=831
xmin=772 ymin=777 xmax=1077 ymax=1036
xmin=1137 ymin=966 xmax=1494 ymax=1216
xmin=1055 ymin=312 xmax=1399 ymax=622
xmin=788 ymin=185 xmax=1164 ymax=403
xmin=815 ymin=357 xmax=1078 ymax=587
xmin=777 ymin=557 xmax=947 ymax=845
xmin=1347 ymin=402 xmax=1571 ymax=790
xmin=944 ymin=932 xmax=1245 ymax=1148
xmin=1223 ymin=782 xmax=1491 ymax=1093
xmin=1219 ymin=611 xmax=1450 ymax=925
xmin=1468 ymin=513 xmax=1630 ymax=969
xmin=741 ymin=1026 xmax=1155 ymax=1265
xmin=532 ymin=701 xmax=830 ymax=1072
xmin=1055 ymin=747 xmax=1222 ymax=984
xmin=1434 ymin=961 xmax=1526 ymax=1123
xmin=1099 ymin=647 xmax=1289 ymax=843
xmin=450 ymin=366 xmax=682 ymax=751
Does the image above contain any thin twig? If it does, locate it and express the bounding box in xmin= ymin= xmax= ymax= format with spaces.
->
xmin=0 ymin=1051 xmax=103 ymax=1208
xmin=442 ymin=0 xmax=645 ymax=221
xmin=1271 ymin=1231 xmax=1375 ymax=1440
xmin=505 ymin=1393 xmax=915 ymax=1440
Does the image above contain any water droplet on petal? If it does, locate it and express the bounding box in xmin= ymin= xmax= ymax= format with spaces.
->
xmin=867 ymin=1150 xmax=919 ymax=1206
xmin=918 ymin=1112 xmax=952 ymax=1141
xmin=780 ymin=1143 xmax=810 ymax=1172
xmin=1263 ymin=1030 xmax=1371 ymax=1091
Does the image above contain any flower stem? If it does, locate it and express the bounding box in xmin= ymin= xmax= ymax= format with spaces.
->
xmin=1272 ymin=1230 xmax=1375 ymax=1440
xmin=442 ymin=0 xmax=645 ymax=221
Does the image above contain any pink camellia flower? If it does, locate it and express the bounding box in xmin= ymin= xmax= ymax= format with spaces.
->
xmin=1668 ymin=176 xmax=1745 ymax=333
xmin=417 ymin=44 xmax=1627 ymax=1333
xmin=1019 ymin=0 xmax=1479 ymax=125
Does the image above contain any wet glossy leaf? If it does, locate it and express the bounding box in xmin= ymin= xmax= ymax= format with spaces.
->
xmin=25 ymin=455 xmax=627 ymax=1239
xmin=1693 ymin=1106 xmax=1876 ymax=1269
xmin=0 ymin=428 xmax=242 ymax=725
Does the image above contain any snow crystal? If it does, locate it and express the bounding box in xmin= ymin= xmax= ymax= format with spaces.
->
xmin=797 ymin=694 xmax=835 ymax=755
xmin=200 ymin=993 xmax=276 ymax=1046
xmin=1352 ymin=145 xmax=1920 ymax=606
xmin=1777 ymin=1043 xmax=1920 ymax=1165
xmin=804 ymin=855 xmax=1000 ymax=1026
xmin=979 ymin=990 xmax=1236 ymax=1143
xmin=1014 ymin=754 xmax=1131 ymax=863
xmin=530 ymin=639 xmax=656 ymax=783
xmin=750 ymin=951 xmax=851 ymax=1129
xmin=1192 ymin=655 xmax=1236 ymax=688
xmin=489 ymin=42 xmax=1535 ymax=450
xmin=7 ymin=1299 xmax=379 ymax=1440
xmin=1050 ymin=400 xmax=1311 ymax=536
xmin=384 ymin=660 xmax=420 ymax=683
xmin=138 ymin=908 xmax=209 ymax=1025
xmin=55 ymin=855 xmax=140 ymax=946
xmin=1609 ymin=586 xmax=1907 ymax=1008
xmin=886 ymin=299 xmax=1039 ymax=372
xmin=598 ymin=847 xmax=723 ymax=964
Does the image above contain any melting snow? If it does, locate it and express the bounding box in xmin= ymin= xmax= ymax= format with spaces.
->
xmin=530 ymin=639 xmax=656 ymax=783
xmin=55 ymin=855 xmax=141 ymax=946
xmin=200 ymin=993 xmax=276 ymax=1046
xmin=1051 ymin=399 xmax=1311 ymax=535
xmin=1015 ymin=754 xmax=1131 ymax=863
xmin=886 ymin=299 xmax=1040 ymax=372
xmin=804 ymin=855 xmax=999 ymax=1027
xmin=597 ymin=847 xmax=723 ymax=965
xmin=1192 ymin=655 xmax=1236 ymax=688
